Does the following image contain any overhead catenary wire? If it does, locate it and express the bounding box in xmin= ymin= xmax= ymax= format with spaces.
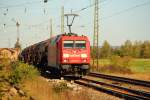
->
xmin=74 ymin=0 xmax=150 ymax=20
xmin=0 ymin=0 xmax=104 ymax=26
xmin=0 ymin=0 xmax=50 ymax=9
xmin=73 ymin=0 xmax=107 ymax=13
xmin=74 ymin=0 xmax=150 ymax=27
xmin=102 ymin=0 xmax=150 ymax=20
xmin=1 ymin=0 xmax=150 ymax=29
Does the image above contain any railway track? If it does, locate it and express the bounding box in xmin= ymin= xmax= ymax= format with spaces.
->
xmin=74 ymin=72 xmax=150 ymax=100
xmin=89 ymin=72 xmax=150 ymax=87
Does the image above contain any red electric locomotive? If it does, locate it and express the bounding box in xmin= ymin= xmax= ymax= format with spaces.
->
xmin=20 ymin=33 xmax=90 ymax=76
xmin=48 ymin=33 xmax=90 ymax=75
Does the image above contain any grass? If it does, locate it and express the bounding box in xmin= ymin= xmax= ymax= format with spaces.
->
xmin=91 ymin=58 xmax=150 ymax=74
xmin=22 ymin=77 xmax=121 ymax=100
xmin=130 ymin=59 xmax=150 ymax=73
xmin=91 ymin=59 xmax=110 ymax=67
xmin=22 ymin=77 xmax=93 ymax=100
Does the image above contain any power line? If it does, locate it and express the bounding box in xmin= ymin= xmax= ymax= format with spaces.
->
xmin=74 ymin=0 xmax=107 ymax=13
xmin=76 ymin=1 xmax=150 ymax=27
xmin=0 ymin=0 xmax=43 ymax=9
xmin=2 ymin=0 xmax=149 ymax=29
xmin=0 ymin=18 xmax=49 ymax=27
xmin=1 ymin=1 xmax=150 ymax=31
xmin=74 ymin=0 xmax=150 ymax=19
xmin=103 ymin=1 xmax=150 ymax=20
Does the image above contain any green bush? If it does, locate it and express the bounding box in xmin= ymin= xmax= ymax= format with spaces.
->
xmin=9 ymin=62 xmax=39 ymax=85
xmin=100 ymin=56 xmax=133 ymax=74
xmin=53 ymin=82 xmax=69 ymax=93
xmin=110 ymin=56 xmax=132 ymax=67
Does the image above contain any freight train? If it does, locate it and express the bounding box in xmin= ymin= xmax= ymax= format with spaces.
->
xmin=19 ymin=33 xmax=90 ymax=76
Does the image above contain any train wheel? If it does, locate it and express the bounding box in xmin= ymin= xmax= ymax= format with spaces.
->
xmin=82 ymin=69 xmax=90 ymax=75
xmin=49 ymin=67 xmax=61 ymax=78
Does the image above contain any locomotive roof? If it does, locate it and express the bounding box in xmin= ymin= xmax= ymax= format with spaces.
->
xmin=22 ymin=33 xmax=88 ymax=53
xmin=50 ymin=33 xmax=88 ymax=43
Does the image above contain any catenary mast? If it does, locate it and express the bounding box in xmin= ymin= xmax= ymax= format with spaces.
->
xmin=93 ymin=0 xmax=99 ymax=70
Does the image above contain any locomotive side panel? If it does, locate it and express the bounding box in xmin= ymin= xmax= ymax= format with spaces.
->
xmin=48 ymin=37 xmax=57 ymax=67
xmin=48 ymin=35 xmax=62 ymax=68
xmin=48 ymin=44 xmax=57 ymax=67
xmin=57 ymin=39 xmax=63 ymax=66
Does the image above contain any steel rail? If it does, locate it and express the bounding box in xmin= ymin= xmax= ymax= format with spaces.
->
xmin=75 ymin=80 xmax=149 ymax=100
xmin=89 ymin=72 xmax=150 ymax=87
xmin=81 ymin=77 xmax=150 ymax=99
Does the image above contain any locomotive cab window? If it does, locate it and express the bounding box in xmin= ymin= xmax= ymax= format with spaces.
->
xmin=63 ymin=41 xmax=74 ymax=48
xmin=75 ymin=40 xmax=86 ymax=49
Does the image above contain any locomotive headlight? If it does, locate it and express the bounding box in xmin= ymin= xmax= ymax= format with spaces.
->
xmin=63 ymin=54 xmax=69 ymax=58
xmin=64 ymin=59 xmax=68 ymax=62
xmin=83 ymin=59 xmax=87 ymax=62
xmin=81 ymin=54 xmax=87 ymax=58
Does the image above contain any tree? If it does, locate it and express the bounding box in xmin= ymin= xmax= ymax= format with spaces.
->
xmin=132 ymin=41 xmax=142 ymax=58
xmin=112 ymin=47 xmax=124 ymax=57
xmin=121 ymin=40 xmax=133 ymax=57
xmin=141 ymin=41 xmax=150 ymax=58
xmin=100 ymin=40 xmax=112 ymax=58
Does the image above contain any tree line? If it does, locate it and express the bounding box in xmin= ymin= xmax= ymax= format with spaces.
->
xmin=91 ymin=40 xmax=150 ymax=59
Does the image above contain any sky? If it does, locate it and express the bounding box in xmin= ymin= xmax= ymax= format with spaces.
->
xmin=0 ymin=0 xmax=150 ymax=48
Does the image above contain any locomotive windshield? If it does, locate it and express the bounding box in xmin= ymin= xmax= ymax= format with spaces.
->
xmin=63 ymin=41 xmax=74 ymax=48
xmin=63 ymin=40 xmax=86 ymax=49
xmin=75 ymin=41 xmax=86 ymax=49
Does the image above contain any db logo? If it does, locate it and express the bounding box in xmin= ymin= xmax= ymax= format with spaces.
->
xmin=70 ymin=54 xmax=80 ymax=57
xmin=73 ymin=51 xmax=76 ymax=53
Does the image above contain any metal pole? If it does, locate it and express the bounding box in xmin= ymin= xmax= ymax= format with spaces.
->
xmin=93 ymin=0 xmax=99 ymax=71
xmin=16 ymin=22 xmax=20 ymax=43
xmin=61 ymin=6 xmax=64 ymax=33
xmin=96 ymin=0 xmax=99 ymax=71
xmin=50 ymin=19 xmax=52 ymax=38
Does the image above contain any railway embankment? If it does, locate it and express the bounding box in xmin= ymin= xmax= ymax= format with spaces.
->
xmin=0 ymin=57 xmax=149 ymax=100
xmin=0 ymin=60 xmax=39 ymax=99
xmin=0 ymin=59 xmax=122 ymax=100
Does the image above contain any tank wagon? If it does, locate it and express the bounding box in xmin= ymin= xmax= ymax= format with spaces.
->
xmin=20 ymin=33 xmax=90 ymax=76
